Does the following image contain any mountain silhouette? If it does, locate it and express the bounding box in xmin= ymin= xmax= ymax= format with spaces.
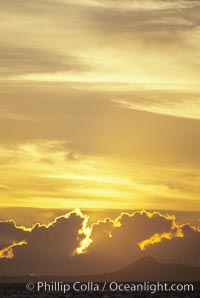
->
xmin=1 ymin=257 xmax=200 ymax=282
xmin=95 ymin=257 xmax=200 ymax=282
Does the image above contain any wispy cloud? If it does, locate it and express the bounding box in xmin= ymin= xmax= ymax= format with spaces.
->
xmin=0 ymin=0 xmax=200 ymax=89
xmin=0 ymin=141 xmax=199 ymax=210
xmin=111 ymin=93 xmax=200 ymax=120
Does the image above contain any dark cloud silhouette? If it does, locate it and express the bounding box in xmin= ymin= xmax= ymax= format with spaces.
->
xmin=0 ymin=220 xmax=28 ymax=250
xmin=0 ymin=210 xmax=199 ymax=276
xmin=0 ymin=210 xmax=87 ymax=275
xmin=144 ymin=224 xmax=200 ymax=268
xmin=78 ymin=211 xmax=177 ymax=273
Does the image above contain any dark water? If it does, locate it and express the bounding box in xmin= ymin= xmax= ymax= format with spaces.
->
xmin=0 ymin=283 xmax=200 ymax=298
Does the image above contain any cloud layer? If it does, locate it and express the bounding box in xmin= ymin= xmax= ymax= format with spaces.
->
xmin=0 ymin=139 xmax=200 ymax=211
xmin=0 ymin=209 xmax=199 ymax=276
xmin=1 ymin=0 xmax=200 ymax=88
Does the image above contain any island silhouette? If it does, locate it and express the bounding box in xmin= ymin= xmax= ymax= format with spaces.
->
xmin=1 ymin=257 xmax=200 ymax=283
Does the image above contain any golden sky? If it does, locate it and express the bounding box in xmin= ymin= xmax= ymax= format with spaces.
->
xmin=0 ymin=0 xmax=200 ymax=212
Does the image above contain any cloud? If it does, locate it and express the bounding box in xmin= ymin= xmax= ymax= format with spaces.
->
xmin=78 ymin=211 xmax=179 ymax=273
xmin=0 ymin=137 xmax=200 ymax=211
xmin=85 ymin=211 xmax=200 ymax=273
xmin=0 ymin=209 xmax=199 ymax=276
xmin=66 ymin=151 xmax=81 ymax=161
xmin=0 ymin=209 xmax=89 ymax=275
xmin=56 ymin=0 xmax=199 ymax=11
xmin=79 ymin=2 xmax=196 ymax=32
xmin=0 ymin=46 xmax=90 ymax=77
xmin=0 ymin=85 xmax=199 ymax=211
xmin=111 ymin=92 xmax=200 ymax=120
xmin=0 ymin=241 xmax=27 ymax=259
xmin=144 ymin=224 xmax=200 ymax=267
xmin=0 ymin=220 xmax=29 ymax=250
xmin=1 ymin=0 xmax=200 ymax=88
xmin=0 ymin=185 xmax=10 ymax=191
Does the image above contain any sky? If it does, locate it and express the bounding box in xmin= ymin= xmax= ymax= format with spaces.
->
xmin=0 ymin=0 xmax=200 ymax=277
xmin=0 ymin=0 xmax=200 ymax=213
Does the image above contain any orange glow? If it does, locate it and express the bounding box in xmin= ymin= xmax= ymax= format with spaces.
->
xmin=0 ymin=241 xmax=27 ymax=259
xmin=138 ymin=233 xmax=173 ymax=251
